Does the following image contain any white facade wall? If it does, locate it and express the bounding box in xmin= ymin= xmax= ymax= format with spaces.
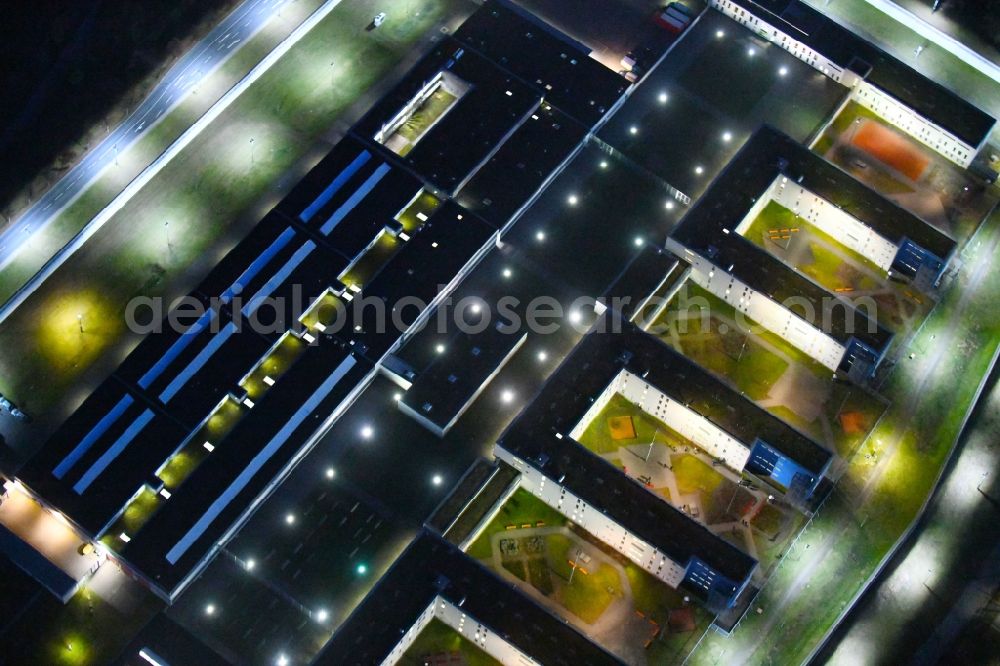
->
xmin=709 ymin=0 xmax=848 ymax=81
xmin=567 ymin=371 xmax=751 ymax=472
xmin=568 ymin=376 xmax=623 ymax=441
xmin=732 ymin=182 xmax=776 ymax=236
xmin=708 ymin=0 xmax=979 ymax=167
xmin=381 ymin=600 xmax=437 ymax=666
xmin=434 ymin=598 xmax=540 ymax=666
xmin=667 ymin=239 xmax=846 ymax=370
xmin=617 ymin=371 xmax=751 ymax=471
xmin=851 ymin=82 xmax=975 ymax=167
xmin=765 ymin=177 xmax=898 ymax=270
xmin=496 ymin=446 xmax=689 ymax=589
xmin=382 ymin=597 xmax=541 ymax=666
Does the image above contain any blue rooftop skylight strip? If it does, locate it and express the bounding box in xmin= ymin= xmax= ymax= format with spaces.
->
xmin=138 ymin=309 xmax=216 ymax=389
xmin=220 ymin=228 xmax=297 ymax=305
xmin=299 ymin=151 xmax=371 ymax=223
xmin=53 ymin=395 xmax=134 ymax=479
xmin=166 ymin=355 xmax=357 ymax=564
xmin=159 ymin=322 xmax=238 ymax=403
xmin=319 ymin=163 xmax=392 ymax=236
xmin=241 ymin=241 xmax=316 ymax=318
xmin=73 ymin=409 xmax=156 ymax=494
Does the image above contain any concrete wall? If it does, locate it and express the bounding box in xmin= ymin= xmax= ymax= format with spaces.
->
xmin=707 ymin=0 xmax=979 ymax=167
xmin=568 ymin=371 xmax=752 ymax=472
xmin=766 ymin=176 xmax=898 ymax=271
xmin=381 ymin=596 xmax=543 ymax=666
xmin=434 ymin=597 xmax=540 ymax=666
xmin=618 ymin=371 xmax=752 ymax=471
xmin=850 ymin=82 xmax=976 ymax=167
xmin=496 ymin=446 xmax=689 ymax=589
xmin=668 ymin=239 xmax=846 ymax=370
xmin=381 ymin=599 xmax=437 ymax=666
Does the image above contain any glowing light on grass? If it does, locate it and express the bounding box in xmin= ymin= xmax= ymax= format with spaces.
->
xmin=325 ymin=467 xmax=336 ymax=479
xmin=360 ymin=424 xmax=374 ymax=439
xmin=501 ymin=389 xmax=515 ymax=404
xmin=285 ymin=513 xmax=296 ymax=525
xmin=658 ymin=91 xmax=668 ymax=104
xmin=502 ymin=267 xmax=512 ymax=279
xmin=569 ymin=310 xmax=582 ymax=324
xmin=537 ymin=350 xmax=548 ymax=362
xmin=629 ymin=125 xmax=638 ymax=135
xmin=694 ymin=165 xmax=704 ymax=175
xmin=567 ymin=194 xmax=578 ymax=206
xmin=722 ymin=131 xmax=733 ymax=142
xmin=535 ymin=230 xmax=546 ymax=242
xmin=779 ymin=66 xmax=788 ymax=76
xmin=432 ymin=474 xmax=443 ymax=487
xmin=356 ymin=563 xmax=367 ymax=575
xmin=38 ymin=289 xmax=120 ymax=370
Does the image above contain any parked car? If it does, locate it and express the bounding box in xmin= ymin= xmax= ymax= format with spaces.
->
xmin=373 ymin=12 xmax=387 ymax=28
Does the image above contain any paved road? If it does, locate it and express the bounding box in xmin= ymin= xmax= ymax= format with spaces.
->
xmin=0 ymin=0 xmax=289 ymax=272
xmin=885 ymin=0 xmax=1000 ymax=65
xmin=817 ymin=360 xmax=1000 ymax=665
xmin=723 ymin=203 xmax=1000 ymax=665
xmin=854 ymin=0 xmax=1000 ymax=84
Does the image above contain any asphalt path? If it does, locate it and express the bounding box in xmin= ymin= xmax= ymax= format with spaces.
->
xmin=0 ymin=0 xmax=289 ymax=271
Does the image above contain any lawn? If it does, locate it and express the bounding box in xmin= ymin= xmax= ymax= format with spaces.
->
xmin=0 ymin=0 xmax=474 ymax=445
xmin=547 ymin=533 xmax=620 ymax=625
xmin=657 ymin=280 xmax=886 ymax=457
xmin=0 ymin=582 xmax=163 ymax=665
xmin=689 ymin=209 xmax=1000 ymax=665
xmin=656 ymin=289 xmax=792 ymax=400
xmin=672 ymin=454 xmax=726 ymax=498
xmin=465 ymin=487 xmax=566 ymax=560
xmin=576 ymin=393 xmax=688 ymax=456
xmin=395 ymin=88 xmax=459 ymax=143
xmin=399 ymin=618 xmax=502 ymax=666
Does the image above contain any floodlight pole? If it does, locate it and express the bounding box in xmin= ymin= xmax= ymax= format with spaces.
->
xmin=568 ymin=550 xmax=582 ymax=585
xmin=78 ymin=313 xmax=84 ymax=333
xmin=645 ymin=429 xmax=658 ymax=462
xmin=250 ymin=137 xmax=256 ymax=166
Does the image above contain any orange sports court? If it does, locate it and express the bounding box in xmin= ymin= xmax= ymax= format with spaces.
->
xmin=852 ymin=119 xmax=930 ymax=181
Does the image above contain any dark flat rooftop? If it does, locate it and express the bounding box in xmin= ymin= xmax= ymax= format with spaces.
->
xmin=737 ymin=126 xmax=954 ymax=258
xmin=400 ymin=322 xmax=525 ymax=433
xmin=725 ymin=0 xmax=994 ymax=146
xmin=124 ymin=341 xmax=369 ymax=592
xmin=499 ymin=321 xmax=770 ymax=589
xmin=455 ymin=101 xmax=586 ymax=228
xmin=672 ymin=127 xmax=894 ymax=351
xmin=116 ymin=613 xmax=229 ymax=666
xmin=454 ymin=0 xmax=628 ymax=127
xmin=354 ymin=38 xmax=541 ymax=194
xmin=601 ymin=245 xmax=685 ymax=321
xmin=314 ymin=530 xmax=621 ymax=665
xmin=320 ymin=201 xmax=495 ymax=361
